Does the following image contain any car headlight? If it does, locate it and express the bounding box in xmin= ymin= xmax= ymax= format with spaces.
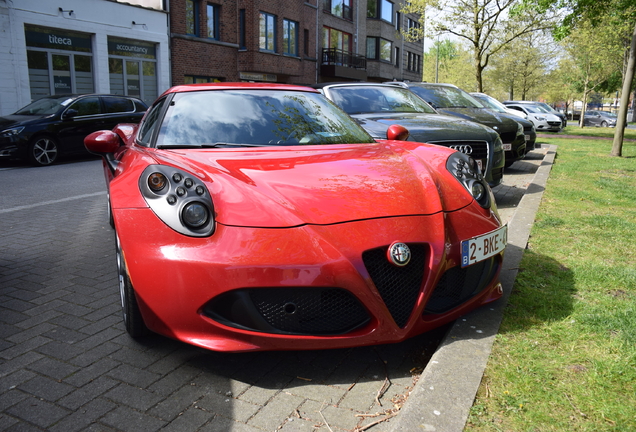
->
xmin=446 ymin=151 xmax=491 ymax=209
xmin=139 ymin=165 xmax=215 ymax=237
xmin=0 ymin=126 xmax=25 ymax=138
xmin=536 ymin=116 xmax=546 ymax=121
xmin=517 ymin=122 xmax=524 ymax=134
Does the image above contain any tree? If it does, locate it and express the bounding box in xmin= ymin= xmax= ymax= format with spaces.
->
xmin=422 ymin=39 xmax=475 ymax=88
xmin=560 ymin=18 xmax=625 ymax=127
xmin=530 ymin=0 xmax=636 ymax=156
xmin=401 ymin=0 xmax=557 ymax=91
xmin=486 ymin=31 xmax=555 ymax=100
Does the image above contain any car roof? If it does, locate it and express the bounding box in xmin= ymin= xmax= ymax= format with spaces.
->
xmin=162 ymin=82 xmax=320 ymax=97
xmin=503 ymin=100 xmax=542 ymax=104
xmin=386 ymin=81 xmax=459 ymax=89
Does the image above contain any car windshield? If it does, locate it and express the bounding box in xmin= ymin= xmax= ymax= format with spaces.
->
xmin=473 ymin=94 xmax=506 ymax=113
xmin=327 ymin=86 xmax=436 ymax=114
xmin=155 ymin=89 xmax=374 ymax=148
xmin=408 ymin=85 xmax=482 ymax=109
xmin=523 ymin=105 xmax=545 ymax=114
xmin=14 ymin=96 xmax=75 ymax=115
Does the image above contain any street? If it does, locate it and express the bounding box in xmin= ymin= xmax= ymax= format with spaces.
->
xmin=0 ymin=148 xmax=546 ymax=431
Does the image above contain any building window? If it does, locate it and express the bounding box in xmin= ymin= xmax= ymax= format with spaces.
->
xmin=260 ymin=12 xmax=276 ymax=52
xmin=239 ymin=9 xmax=246 ymax=49
xmin=207 ymin=4 xmax=220 ymax=40
xmin=407 ymin=52 xmax=421 ymax=72
xmin=395 ymin=47 xmax=400 ymax=67
xmin=367 ymin=0 xmax=394 ymax=24
xmin=323 ymin=0 xmax=352 ymax=21
xmin=407 ymin=18 xmax=421 ymax=31
xmin=107 ymin=37 xmax=158 ymax=105
xmin=283 ymin=19 xmax=298 ymax=56
xmin=323 ymin=27 xmax=352 ymax=53
xmin=366 ymin=37 xmax=392 ymax=62
xmin=184 ymin=75 xmax=223 ymax=83
xmin=186 ymin=0 xmax=200 ymax=36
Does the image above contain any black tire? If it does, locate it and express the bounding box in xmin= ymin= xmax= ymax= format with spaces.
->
xmin=29 ymin=135 xmax=59 ymax=166
xmin=601 ymin=121 xmax=608 ymax=127
xmin=116 ymin=234 xmax=149 ymax=337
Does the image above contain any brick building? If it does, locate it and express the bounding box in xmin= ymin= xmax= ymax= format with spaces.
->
xmin=0 ymin=0 xmax=423 ymax=114
xmin=169 ymin=0 xmax=424 ymax=86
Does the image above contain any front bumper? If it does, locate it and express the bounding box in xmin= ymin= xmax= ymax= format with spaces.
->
xmin=116 ymin=205 xmax=504 ymax=352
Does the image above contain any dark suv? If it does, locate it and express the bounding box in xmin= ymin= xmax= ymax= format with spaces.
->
xmin=317 ymin=83 xmax=505 ymax=187
xmin=389 ymin=82 xmax=526 ymax=169
xmin=0 ymin=94 xmax=148 ymax=166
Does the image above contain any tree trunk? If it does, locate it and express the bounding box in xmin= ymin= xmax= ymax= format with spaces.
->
xmin=611 ymin=21 xmax=636 ymax=157
xmin=579 ymin=86 xmax=589 ymax=128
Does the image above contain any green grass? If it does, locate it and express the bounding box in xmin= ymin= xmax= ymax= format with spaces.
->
xmin=547 ymin=125 xmax=636 ymax=140
xmin=466 ymin=136 xmax=636 ymax=431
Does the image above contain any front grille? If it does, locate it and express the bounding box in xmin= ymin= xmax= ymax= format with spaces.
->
xmin=423 ymin=257 xmax=499 ymax=314
xmin=205 ymin=288 xmax=369 ymax=335
xmin=362 ymin=244 xmax=426 ymax=328
xmin=498 ymin=131 xmax=517 ymax=144
xmin=428 ymin=140 xmax=489 ymax=162
xmin=548 ymin=121 xmax=561 ymax=127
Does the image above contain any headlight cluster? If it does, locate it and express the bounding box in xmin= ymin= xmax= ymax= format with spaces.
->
xmin=139 ymin=165 xmax=215 ymax=237
xmin=446 ymin=151 xmax=491 ymax=209
xmin=0 ymin=127 xmax=24 ymax=138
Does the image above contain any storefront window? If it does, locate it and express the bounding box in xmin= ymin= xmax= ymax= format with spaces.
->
xmin=108 ymin=37 xmax=158 ymax=105
xmin=25 ymin=25 xmax=94 ymax=100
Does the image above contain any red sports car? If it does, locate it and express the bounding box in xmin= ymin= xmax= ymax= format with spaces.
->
xmin=85 ymin=83 xmax=506 ymax=353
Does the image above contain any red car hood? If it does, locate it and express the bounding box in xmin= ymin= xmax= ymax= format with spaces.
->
xmin=153 ymin=142 xmax=468 ymax=228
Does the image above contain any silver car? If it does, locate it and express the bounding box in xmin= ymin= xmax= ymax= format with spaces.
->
xmin=504 ymin=103 xmax=562 ymax=132
xmin=583 ymin=110 xmax=617 ymax=127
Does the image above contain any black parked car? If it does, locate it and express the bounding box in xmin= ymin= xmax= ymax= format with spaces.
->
xmin=317 ymin=83 xmax=505 ymax=187
xmin=0 ymin=94 xmax=148 ymax=166
xmin=470 ymin=92 xmax=537 ymax=157
xmin=389 ymin=82 xmax=526 ymax=169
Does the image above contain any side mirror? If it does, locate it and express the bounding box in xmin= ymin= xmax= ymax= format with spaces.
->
xmin=84 ymin=130 xmax=121 ymax=172
xmin=387 ymin=124 xmax=410 ymax=141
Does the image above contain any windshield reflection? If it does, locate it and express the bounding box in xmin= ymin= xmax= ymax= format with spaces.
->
xmin=155 ymin=90 xmax=374 ymax=148
xmin=328 ymin=86 xmax=437 ymax=115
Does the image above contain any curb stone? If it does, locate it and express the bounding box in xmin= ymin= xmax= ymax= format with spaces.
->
xmin=389 ymin=145 xmax=557 ymax=432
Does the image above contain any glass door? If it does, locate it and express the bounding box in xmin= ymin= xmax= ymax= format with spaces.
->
xmin=126 ymin=61 xmax=141 ymax=97
xmin=52 ymin=54 xmax=72 ymax=95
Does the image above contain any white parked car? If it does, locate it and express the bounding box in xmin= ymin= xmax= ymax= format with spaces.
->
xmin=504 ymin=103 xmax=562 ymax=132
xmin=470 ymin=93 xmax=528 ymax=119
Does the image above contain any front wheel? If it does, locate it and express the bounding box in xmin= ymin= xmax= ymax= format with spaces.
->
xmin=29 ymin=136 xmax=59 ymax=166
xmin=601 ymin=121 xmax=608 ymax=127
xmin=116 ymin=234 xmax=149 ymax=337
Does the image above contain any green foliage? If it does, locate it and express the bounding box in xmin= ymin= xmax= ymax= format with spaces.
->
xmin=468 ymin=136 xmax=636 ymax=431
xmin=401 ymin=0 xmax=558 ymax=91
xmin=422 ymin=40 xmax=475 ymax=89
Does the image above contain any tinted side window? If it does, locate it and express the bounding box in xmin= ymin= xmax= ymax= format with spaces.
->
xmin=137 ymin=97 xmax=167 ymax=146
xmin=102 ymin=97 xmax=134 ymax=114
xmin=68 ymin=97 xmax=101 ymax=116
xmin=134 ymin=100 xmax=148 ymax=112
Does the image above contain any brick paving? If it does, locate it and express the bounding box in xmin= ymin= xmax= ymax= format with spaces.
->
xmin=0 ymin=145 xmax=549 ymax=431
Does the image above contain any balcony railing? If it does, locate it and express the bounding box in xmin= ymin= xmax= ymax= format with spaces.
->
xmin=322 ymin=48 xmax=367 ymax=70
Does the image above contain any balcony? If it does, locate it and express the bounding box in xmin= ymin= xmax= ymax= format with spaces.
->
xmin=320 ymin=48 xmax=367 ymax=80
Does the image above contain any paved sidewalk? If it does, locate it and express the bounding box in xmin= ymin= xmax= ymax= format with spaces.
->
xmin=0 ymin=145 xmax=555 ymax=432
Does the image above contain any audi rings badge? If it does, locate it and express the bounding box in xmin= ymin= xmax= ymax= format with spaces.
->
xmin=449 ymin=145 xmax=473 ymax=155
